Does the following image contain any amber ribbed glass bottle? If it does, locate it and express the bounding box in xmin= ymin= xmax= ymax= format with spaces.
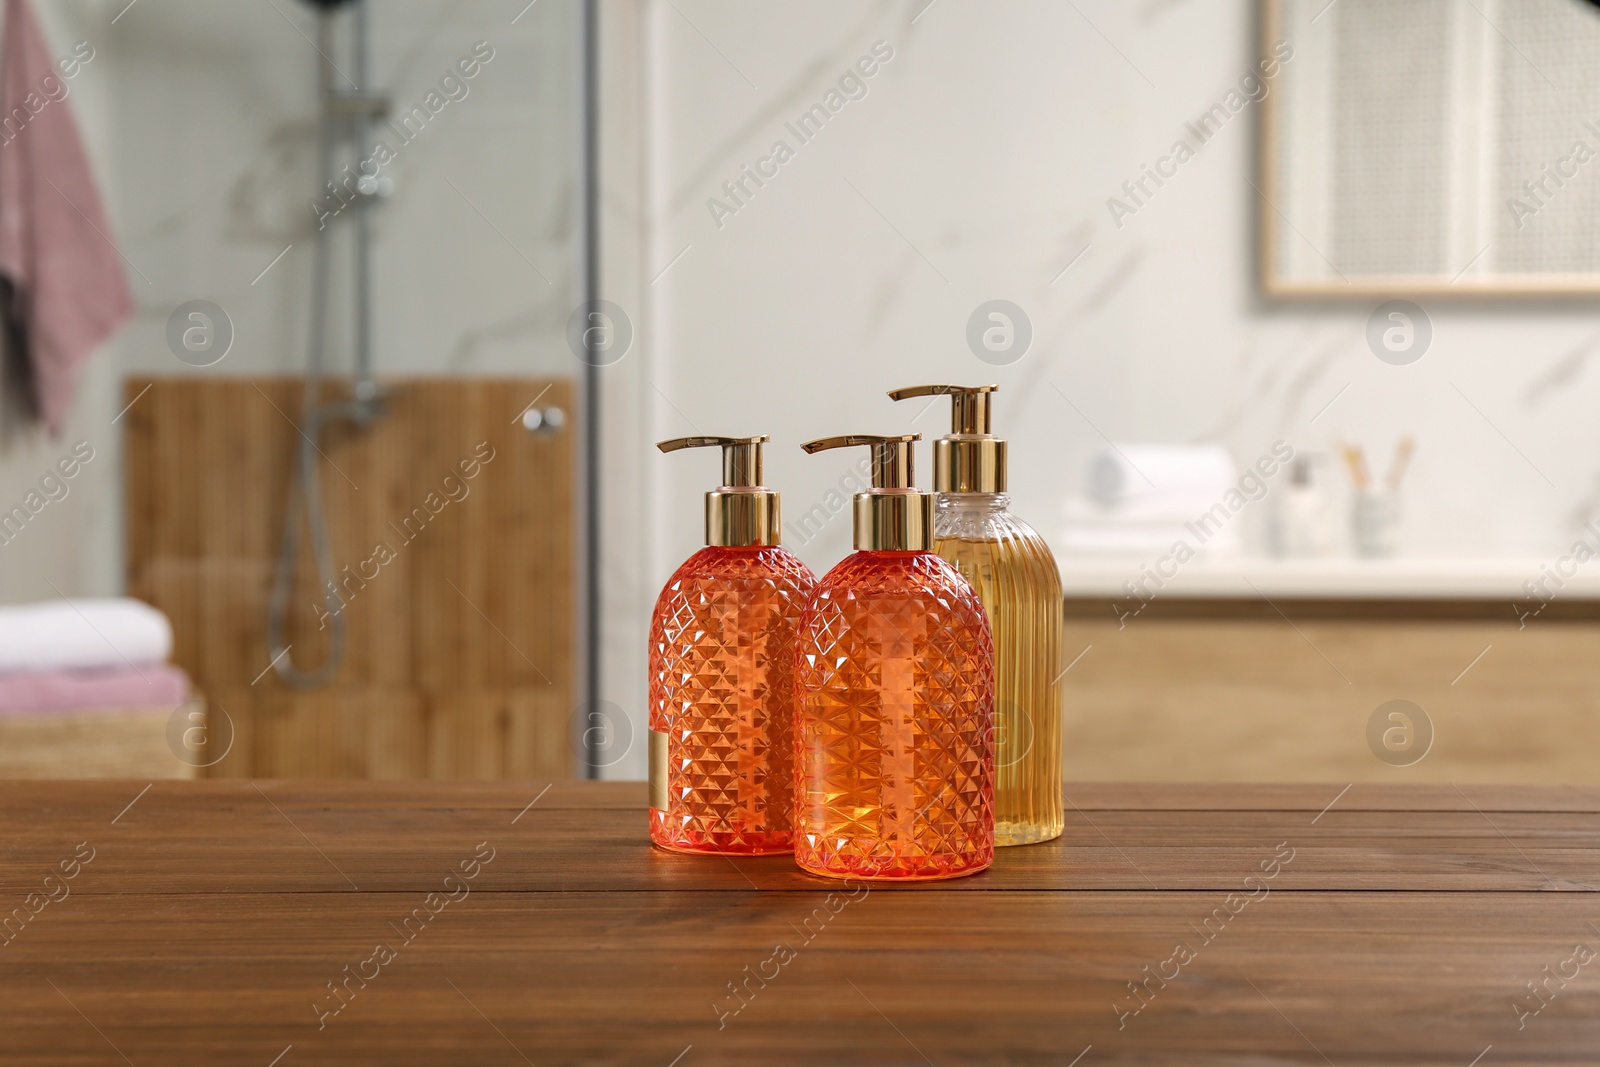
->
xmin=933 ymin=495 xmax=1064 ymax=845
xmin=888 ymin=384 xmax=1065 ymax=846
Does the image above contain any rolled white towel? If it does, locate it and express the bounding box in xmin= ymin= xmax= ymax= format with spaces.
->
xmin=0 ymin=599 xmax=173 ymax=674
xmin=1087 ymin=444 xmax=1238 ymax=508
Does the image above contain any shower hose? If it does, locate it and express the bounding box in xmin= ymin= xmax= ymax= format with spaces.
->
xmin=265 ymin=208 xmax=347 ymax=689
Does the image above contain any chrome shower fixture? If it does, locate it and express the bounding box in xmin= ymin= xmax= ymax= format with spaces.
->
xmin=268 ymin=0 xmax=391 ymax=689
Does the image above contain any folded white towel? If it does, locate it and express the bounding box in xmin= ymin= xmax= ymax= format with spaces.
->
xmin=1088 ymin=444 xmax=1238 ymax=508
xmin=0 ymin=599 xmax=173 ymax=673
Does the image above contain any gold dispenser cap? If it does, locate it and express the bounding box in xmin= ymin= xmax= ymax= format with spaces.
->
xmin=887 ymin=384 xmax=1007 ymax=493
xmin=800 ymin=433 xmax=934 ymax=552
xmin=657 ymin=435 xmax=780 ymax=547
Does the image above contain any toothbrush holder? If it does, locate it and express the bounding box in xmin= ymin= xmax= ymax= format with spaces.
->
xmin=1352 ymin=488 xmax=1401 ymax=558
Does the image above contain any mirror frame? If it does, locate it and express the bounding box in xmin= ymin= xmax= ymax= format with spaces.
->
xmin=1257 ymin=0 xmax=1600 ymax=298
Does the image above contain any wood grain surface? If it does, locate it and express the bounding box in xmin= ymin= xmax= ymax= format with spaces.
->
xmin=1 ymin=781 xmax=1596 ymax=1065
xmin=1059 ymin=613 xmax=1600 ymax=786
xmin=123 ymin=378 xmax=575 ymax=780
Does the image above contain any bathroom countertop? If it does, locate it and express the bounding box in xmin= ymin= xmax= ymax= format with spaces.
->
xmin=2 ymin=780 xmax=1596 ymax=1065
xmin=1057 ymin=554 xmax=1600 ymax=600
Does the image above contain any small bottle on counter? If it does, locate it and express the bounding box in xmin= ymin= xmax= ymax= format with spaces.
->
xmin=1269 ymin=454 xmax=1334 ymax=558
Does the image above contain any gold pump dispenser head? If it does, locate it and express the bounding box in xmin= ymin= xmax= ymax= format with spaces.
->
xmin=657 ymin=435 xmax=780 ymax=547
xmin=886 ymin=384 xmax=1006 ymax=493
xmin=800 ymin=433 xmax=934 ymax=551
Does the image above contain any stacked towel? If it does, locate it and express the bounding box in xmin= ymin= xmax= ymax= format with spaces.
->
xmin=0 ymin=662 xmax=188 ymax=714
xmin=0 ymin=598 xmax=171 ymax=671
xmin=1062 ymin=444 xmax=1243 ymax=554
xmin=0 ymin=599 xmax=187 ymax=712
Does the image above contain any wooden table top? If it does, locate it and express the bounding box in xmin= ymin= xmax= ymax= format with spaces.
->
xmin=2 ymin=781 xmax=1597 ymax=1066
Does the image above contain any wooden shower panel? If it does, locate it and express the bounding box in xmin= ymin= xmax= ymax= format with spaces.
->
xmin=124 ymin=378 xmax=576 ymax=779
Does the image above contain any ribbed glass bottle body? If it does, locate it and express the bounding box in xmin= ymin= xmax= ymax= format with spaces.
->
xmin=933 ymin=494 xmax=1064 ymax=845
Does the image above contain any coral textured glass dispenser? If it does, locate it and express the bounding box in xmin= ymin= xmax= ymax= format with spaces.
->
xmin=649 ymin=435 xmax=816 ymax=855
xmin=794 ymin=433 xmax=994 ymax=881
xmin=889 ymin=385 xmax=1065 ymax=845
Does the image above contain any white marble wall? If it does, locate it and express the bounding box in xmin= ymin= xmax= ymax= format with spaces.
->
xmin=636 ymin=0 xmax=1600 ymax=578
xmin=561 ymin=0 xmax=1600 ymax=777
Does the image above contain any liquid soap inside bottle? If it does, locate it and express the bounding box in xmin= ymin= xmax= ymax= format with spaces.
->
xmin=793 ymin=550 xmax=995 ymax=880
xmin=933 ymin=493 xmax=1064 ymax=846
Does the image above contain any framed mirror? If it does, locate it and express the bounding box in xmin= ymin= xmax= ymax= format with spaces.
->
xmin=1260 ymin=0 xmax=1600 ymax=296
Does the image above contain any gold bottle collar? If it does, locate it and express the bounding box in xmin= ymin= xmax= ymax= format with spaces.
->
xmin=707 ymin=489 xmax=780 ymax=547
xmin=854 ymin=490 xmax=935 ymax=551
xmin=933 ymin=437 xmax=1007 ymax=494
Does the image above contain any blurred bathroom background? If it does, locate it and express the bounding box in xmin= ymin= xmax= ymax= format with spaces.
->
xmin=3 ymin=0 xmax=1599 ymax=785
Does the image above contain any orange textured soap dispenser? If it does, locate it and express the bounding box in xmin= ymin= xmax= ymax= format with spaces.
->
xmin=649 ymin=435 xmax=816 ymax=855
xmin=793 ymin=433 xmax=995 ymax=881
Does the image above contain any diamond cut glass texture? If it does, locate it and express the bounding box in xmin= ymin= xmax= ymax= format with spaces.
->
xmin=794 ymin=551 xmax=995 ymax=881
xmin=649 ymin=546 xmax=816 ymax=854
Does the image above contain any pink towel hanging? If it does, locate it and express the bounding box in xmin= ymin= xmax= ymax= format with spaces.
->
xmin=0 ymin=0 xmax=130 ymax=433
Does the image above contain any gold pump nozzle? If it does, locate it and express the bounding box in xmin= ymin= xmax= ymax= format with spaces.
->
xmin=800 ymin=433 xmax=918 ymax=487
xmin=657 ymin=435 xmax=779 ymax=547
xmin=886 ymin=384 xmax=1006 ymax=493
xmin=800 ymin=433 xmax=933 ymax=551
